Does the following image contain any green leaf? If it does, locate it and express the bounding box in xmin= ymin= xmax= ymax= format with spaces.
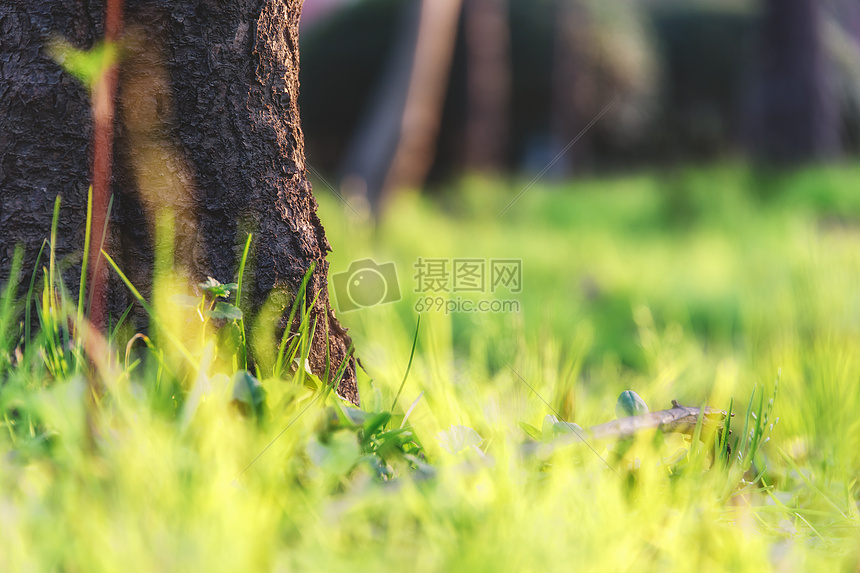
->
xmin=169 ymin=294 xmax=203 ymax=309
xmin=541 ymin=414 xmax=559 ymax=440
xmin=362 ymin=411 xmax=392 ymax=437
xmin=552 ymin=420 xmax=584 ymax=438
xmin=436 ymin=425 xmax=482 ymax=455
xmin=541 ymin=414 xmax=583 ymax=440
xmin=47 ymin=39 xmax=118 ymax=90
xmin=373 ymin=428 xmax=414 ymax=459
xmin=360 ymin=454 xmax=393 ymax=480
xmin=232 ymin=370 xmax=266 ymax=417
xmin=199 ymin=277 xmax=238 ymax=298
xmin=207 ymin=302 xmax=243 ymax=320
xmin=334 ymin=406 xmax=372 ymax=428
xmin=307 ymin=431 xmax=361 ymax=477
xmin=290 ymin=357 xmax=322 ymax=389
xmin=518 ymin=421 xmax=542 ymax=441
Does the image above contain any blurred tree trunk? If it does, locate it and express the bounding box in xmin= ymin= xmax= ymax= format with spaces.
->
xmin=383 ymin=0 xmax=462 ymax=201
xmin=752 ymin=0 xmax=841 ymax=162
xmin=340 ymin=0 xmax=462 ymax=214
xmin=0 ymin=0 xmax=359 ymax=404
xmin=464 ymin=0 xmax=511 ymax=173
xmin=550 ymin=0 xmax=593 ymax=175
xmin=338 ymin=0 xmax=422 ymax=213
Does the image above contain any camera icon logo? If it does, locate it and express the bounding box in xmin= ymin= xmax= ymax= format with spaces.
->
xmin=332 ymin=259 xmax=401 ymax=312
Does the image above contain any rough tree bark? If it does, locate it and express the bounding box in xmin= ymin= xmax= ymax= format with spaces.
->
xmin=0 ymin=0 xmax=359 ymax=404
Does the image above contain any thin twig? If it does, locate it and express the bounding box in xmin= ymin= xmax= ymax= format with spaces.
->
xmin=587 ymin=400 xmax=731 ymax=442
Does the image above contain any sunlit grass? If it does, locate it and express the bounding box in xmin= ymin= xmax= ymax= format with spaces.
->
xmin=1 ymin=164 xmax=859 ymax=571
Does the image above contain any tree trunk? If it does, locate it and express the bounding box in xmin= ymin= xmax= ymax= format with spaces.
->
xmin=464 ymin=0 xmax=510 ymax=173
xmin=338 ymin=0 xmax=422 ymax=214
xmin=382 ymin=0 xmax=462 ymax=202
xmin=0 ymin=0 xmax=359 ymax=404
xmin=751 ymin=0 xmax=841 ymax=162
xmin=549 ymin=0 xmax=593 ymax=176
xmin=339 ymin=0 xmax=462 ymax=215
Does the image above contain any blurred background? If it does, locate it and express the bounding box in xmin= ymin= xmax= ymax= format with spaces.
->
xmin=295 ymin=0 xmax=860 ymax=419
xmin=298 ymin=0 xmax=860 ymax=214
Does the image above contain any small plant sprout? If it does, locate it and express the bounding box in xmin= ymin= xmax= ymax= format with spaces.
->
xmin=169 ymin=277 xmax=243 ymax=324
xmin=616 ymin=390 xmax=650 ymax=418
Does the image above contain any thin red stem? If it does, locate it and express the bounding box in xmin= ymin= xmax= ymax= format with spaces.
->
xmin=88 ymin=0 xmax=123 ymax=331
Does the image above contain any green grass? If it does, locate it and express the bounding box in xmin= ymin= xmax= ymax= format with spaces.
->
xmin=1 ymin=163 xmax=859 ymax=571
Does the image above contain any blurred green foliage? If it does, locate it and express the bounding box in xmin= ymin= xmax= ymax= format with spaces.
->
xmin=47 ymin=38 xmax=118 ymax=90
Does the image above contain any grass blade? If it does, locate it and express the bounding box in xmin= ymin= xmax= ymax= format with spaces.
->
xmin=25 ymin=240 xmax=47 ymax=345
xmin=77 ymin=185 xmax=93 ymax=326
xmin=101 ymin=250 xmax=199 ymax=370
xmin=391 ymin=313 xmax=421 ymax=412
xmin=236 ymin=232 xmax=252 ymax=370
